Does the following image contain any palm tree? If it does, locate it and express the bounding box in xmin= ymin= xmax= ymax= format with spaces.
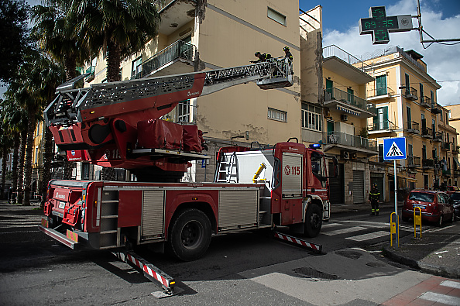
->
xmin=69 ymin=0 xmax=160 ymax=81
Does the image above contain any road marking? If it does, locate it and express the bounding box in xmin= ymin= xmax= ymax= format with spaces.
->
xmin=441 ymin=280 xmax=460 ymax=289
xmin=425 ymin=224 xmax=456 ymax=232
xmin=322 ymin=226 xmax=366 ymax=236
xmin=346 ymin=231 xmax=389 ymax=242
xmin=419 ymin=292 xmax=460 ymax=305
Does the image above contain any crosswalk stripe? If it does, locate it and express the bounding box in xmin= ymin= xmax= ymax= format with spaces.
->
xmin=346 ymin=231 xmax=388 ymax=242
xmin=441 ymin=280 xmax=460 ymax=289
xmin=322 ymin=226 xmax=366 ymax=236
xmin=419 ymin=292 xmax=460 ymax=305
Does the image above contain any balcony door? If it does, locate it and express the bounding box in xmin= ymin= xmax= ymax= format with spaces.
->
xmin=376 ymin=75 xmax=387 ymax=96
xmin=326 ymin=79 xmax=333 ymax=99
xmin=374 ymin=106 xmax=388 ymax=130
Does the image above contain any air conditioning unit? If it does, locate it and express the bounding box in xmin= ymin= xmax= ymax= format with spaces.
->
xmin=341 ymin=114 xmax=348 ymax=121
xmin=341 ymin=151 xmax=349 ymax=159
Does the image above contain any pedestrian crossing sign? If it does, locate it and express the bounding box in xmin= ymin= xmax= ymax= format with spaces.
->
xmin=383 ymin=137 xmax=406 ymax=160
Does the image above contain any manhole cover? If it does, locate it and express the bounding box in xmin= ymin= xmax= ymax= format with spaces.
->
xmin=336 ymin=250 xmax=362 ymax=260
xmin=366 ymin=261 xmax=386 ymax=268
xmin=293 ymin=267 xmax=339 ymax=280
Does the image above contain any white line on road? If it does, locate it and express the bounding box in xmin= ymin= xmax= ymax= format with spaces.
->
xmin=346 ymin=231 xmax=389 ymax=242
xmin=322 ymin=226 xmax=366 ymax=236
xmin=420 ymin=292 xmax=460 ymax=305
xmin=441 ymin=280 xmax=460 ymax=289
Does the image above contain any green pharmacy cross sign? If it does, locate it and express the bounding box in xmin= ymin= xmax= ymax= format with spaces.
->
xmin=359 ymin=6 xmax=413 ymax=44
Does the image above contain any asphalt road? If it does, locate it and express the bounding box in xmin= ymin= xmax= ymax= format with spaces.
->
xmin=0 ymin=203 xmax=454 ymax=305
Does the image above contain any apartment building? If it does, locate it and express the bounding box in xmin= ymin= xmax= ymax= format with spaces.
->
xmin=85 ymin=0 xmax=301 ymax=182
xmin=363 ymin=47 xmax=457 ymax=201
xmin=445 ymin=104 xmax=460 ymax=182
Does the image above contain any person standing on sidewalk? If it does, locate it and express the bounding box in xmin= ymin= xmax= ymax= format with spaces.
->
xmin=369 ymin=183 xmax=380 ymax=215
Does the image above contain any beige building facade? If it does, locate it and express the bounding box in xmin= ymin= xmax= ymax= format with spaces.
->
xmin=364 ymin=47 xmax=458 ymax=201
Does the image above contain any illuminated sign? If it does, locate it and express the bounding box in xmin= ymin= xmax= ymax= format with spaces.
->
xmin=359 ymin=6 xmax=412 ymax=44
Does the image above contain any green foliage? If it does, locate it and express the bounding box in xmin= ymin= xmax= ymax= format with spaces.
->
xmin=0 ymin=0 xmax=30 ymax=83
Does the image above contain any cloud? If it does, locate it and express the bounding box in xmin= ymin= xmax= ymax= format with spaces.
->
xmin=323 ymin=0 xmax=460 ymax=106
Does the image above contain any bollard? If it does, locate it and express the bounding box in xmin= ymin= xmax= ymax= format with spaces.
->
xmin=390 ymin=212 xmax=399 ymax=247
xmin=413 ymin=207 xmax=422 ymax=238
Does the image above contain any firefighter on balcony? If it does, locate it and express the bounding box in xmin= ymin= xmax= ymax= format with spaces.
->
xmin=369 ymin=183 xmax=380 ymax=216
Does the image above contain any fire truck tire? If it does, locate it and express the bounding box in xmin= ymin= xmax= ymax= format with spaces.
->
xmin=168 ymin=209 xmax=212 ymax=261
xmin=304 ymin=204 xmax=322 ymax=238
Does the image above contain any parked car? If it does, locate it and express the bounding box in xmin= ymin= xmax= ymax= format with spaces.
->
xmin=402 ymin=189 xmax=455 ymax=226
xmin=449 ymin=192 xmax=460 ymax=220
xmin=446 ymin=186 xmax=460 ymax=195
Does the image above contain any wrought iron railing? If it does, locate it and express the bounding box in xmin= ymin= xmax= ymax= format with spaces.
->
xmin=325 ymin=131 xmax=377 ymax=151
xmin=420 ymin=95 xmax=431 ymax=108
xmin=132 ymin=40 xmax=196 ymax=79
xmin=367 ymin=86 xmax=395 ymax=98
xmin=441 ymin=141 xmax=451 ymax=150
xmin=324 ymin=87 xmax=376 ymax=115
xmin=421 ymin=127 xmax=433 ymax=138
xmin=422 ymin=158 xmax=435 ymax=168
xmin=368 ymin=120 xmax=396 ymax=131
xmin=323 ymin=45 xmax=371 ymax=71
xmin=407 ymin=155 xmax=421 ymax=167
xmin=406 ymin=121 xmax=420 ymax=133
xmin=402 ymin=86 xmax=418 ymax=100
xmin=433 ymin=131 xmax=443 ymax=142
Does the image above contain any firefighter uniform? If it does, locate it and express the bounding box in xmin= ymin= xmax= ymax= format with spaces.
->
xmin=369 ymin=184 xmax=380 ymax=216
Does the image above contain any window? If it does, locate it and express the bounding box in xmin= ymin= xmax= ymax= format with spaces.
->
xmin=301 ymin=104 xmax=322 ymax=131
xmin=405 ymin=73 xmax=410 ymax=93
xmin=431 ymin=90 xmax=435 ymax=106
xmin=376 ymin=75 xmax=387 ymax=96
xmin=267 ymin=7 xmax=286 ymax=25
xmin=408 ymin=144 xmax=413 ymax=157
xmin=373 ymin=106 xmax=388 ymax=130
xmin=132 ymin=57 xmax=142 ymax=78
xmin=420 ymin=83 xmax=424 ymax=103
xmin=406 ymin=106 xmax=411 ymax=129
xmin=268 ymin=108 xmax=287 ymax=122
xmin=177 ymin=100 xmax=190 ymax=123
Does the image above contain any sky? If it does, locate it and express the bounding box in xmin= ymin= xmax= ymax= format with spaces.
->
xmin=2 ymin=0 xmax=460 ymax=106
xmin=299 ymin=0 xmax=460 ymax=106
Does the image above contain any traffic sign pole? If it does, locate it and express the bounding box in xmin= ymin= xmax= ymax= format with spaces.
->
xmin=394 ymin=160 xmax=398 ymax=216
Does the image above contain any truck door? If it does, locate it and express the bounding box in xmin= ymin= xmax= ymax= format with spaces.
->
xmin=281 ymin=152 xmax=303 ymax=225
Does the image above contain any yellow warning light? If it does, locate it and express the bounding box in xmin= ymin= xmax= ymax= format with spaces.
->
xmin=90 ymin=111 xmax=95 ymax=114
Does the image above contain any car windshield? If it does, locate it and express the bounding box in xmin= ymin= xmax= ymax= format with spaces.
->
xmin=450 ymin=193 xmax=460 ymax=200
xmin=409 ymin=192 xmax=434 ymax=202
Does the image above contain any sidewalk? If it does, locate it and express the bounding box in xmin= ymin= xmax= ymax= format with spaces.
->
xmin=331 ymin=201 xmax=460 ymax=279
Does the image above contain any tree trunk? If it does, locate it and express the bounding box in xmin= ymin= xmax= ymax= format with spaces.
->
xmin=23 ymin=111 xmax=36 ymax=206
xmin=107 ymin=40 xmax=121 ymax=82
xmin=17 ymin=129 xmax=27 ymax=204
xmin=41 ymin=127 xmax=54 ymax=207
xmin=64 ymin=53 xmax=77 ymax=81
xmin=11 ymin=132 xmax=19 ymax=203
xmin=1 ymin=145 xmax=7 ymax=199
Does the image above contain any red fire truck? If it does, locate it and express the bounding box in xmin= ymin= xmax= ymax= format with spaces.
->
xmin=39 ymin=58 xmax=335 ymax=263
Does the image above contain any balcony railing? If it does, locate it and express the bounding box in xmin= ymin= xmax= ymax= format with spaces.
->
xmin=402 ymin=86 xmax=418 ymax=101
xmin=325 ymin=131 xmax=377 ymax=151
xmin=420 ymin=96 xmax=431 ymax=108
xmin=132 ymin=40 xmax=196 ymax=79
xmin=407 ymin=155 xmax=421 ymax=168
xmin=433 ymin=131 xmax=442 ymax=142
xmin=323 ymin=45 xmax=370 ymax=71
xmin=442 ymin=169 xmax=452 ymax=176
xmin=422 ymin=158 xmax=435 ymax=168
xmin=421 ymin=127 xmax=433 ymax=138
xmin=368 ymin=119 xmax=397 ymax=132
xmin=431 ymin=104 xmax=442 ymax=114
xmin=367 ymin=86 xmax=395 ymax=99
xmin=454 ymin=170 xmax=460 ymax=177
xmin=453 ymin=146 xmax=460 ymax=154
xmin=406 ymin=121 xmax=420 ymax=134
xmin=324 ymin=87 xmax=376 ymax=116
xmin=441 ymin=141 xmax=451 ymax=151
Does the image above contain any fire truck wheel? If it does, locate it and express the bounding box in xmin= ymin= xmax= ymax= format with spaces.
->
xmin=168 ymin=209 xmax=212 ymax=261
xmin=304 ymin=204 xmax=322 ymax=238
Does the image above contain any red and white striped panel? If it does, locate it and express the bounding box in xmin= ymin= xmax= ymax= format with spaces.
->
xmin=113 ymin=251 xmax=175 ymax=290
xmin=274 ymin=232 xmax=322 ymax=253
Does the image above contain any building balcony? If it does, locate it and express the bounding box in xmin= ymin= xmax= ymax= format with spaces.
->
xmin=441 ymin=141 xmax=451 ymax=151
xmin=405 ymin=121 xmax=420 ymax=134
xmin=402 ymin=86 xmax=418 ymax=101
xmin=322 ymin=45 xmax=374 ymax=85
xmin=156 ymin=0 xmax=197 ymax=36
xmin=420 ymin=96 xmax=431 ymax=108
xmin=454 ymin=169 xmax=460 ymax=177
xmin=431 ymin=103 xmax=442 ymax=114
xmin=407 ymin=155 xmax=421 ymax=168
xmin=132 ymin=40 xmax=196 ymax=79
xmin=368 ymin=120 xmax=397 ymax=134
xmin=433 ymin=131 xmax=443 ymax=142
xmin=442 ymin=168 xmax=452 ymax=177
xmin=367 ymin=86 xmax=395 ymax=101
xmin=323 ymin=131 xmax=378 ymax=154
xmin=421 ymin=127 xmax=433 ymax=138
xmin=422 ymin=158 xmax=435 ymax=169
xmin=324 ymin=87 xmax=376 ymax=118
xmin=453 ymin=146 xmax=459 ymax=154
